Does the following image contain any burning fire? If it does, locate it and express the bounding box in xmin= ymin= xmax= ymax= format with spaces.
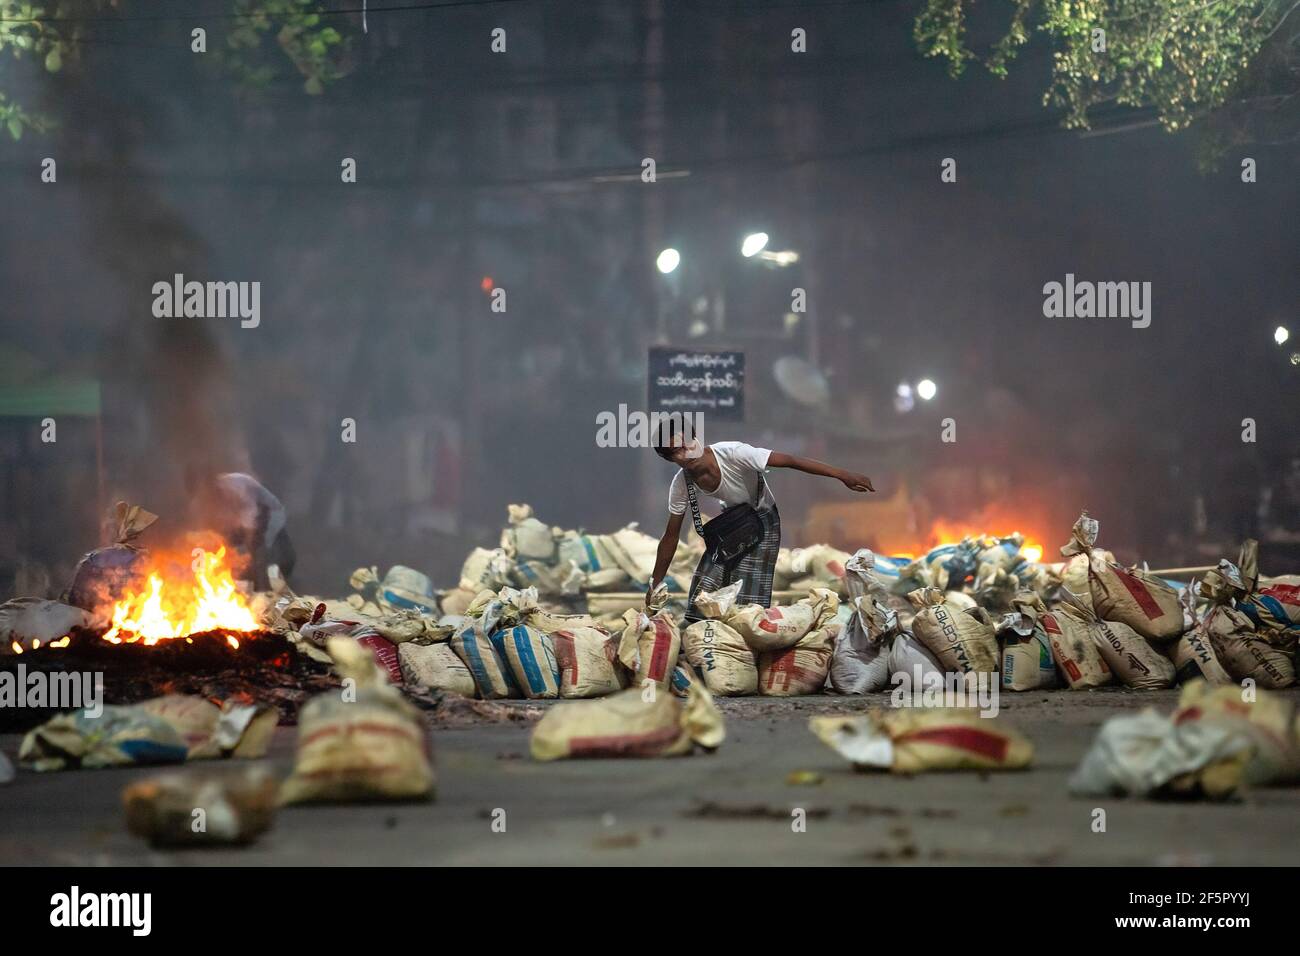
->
xmin=102 ymin=547 xmax=258 ymax=648
xmin=878 ymin=516 xmax=1049 ymax=564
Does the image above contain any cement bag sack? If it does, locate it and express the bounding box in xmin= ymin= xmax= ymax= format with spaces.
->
xmin=459 ymin=547 xmax=514 ymax=593
xmin=789 ymin=545 xmax=851 ymax=595
xmin=810 ymin=708 xmax=1033 ymax=773
xmin=773 ymin=548 xmax=795 ymax=588
xmin=499 ymin=624 xmax=561 ymax=699
xmin=500 ymin=503 xmax=557 ymax=563
xmin=888 ymin=632 xmax=945 ymax=685
xmin=379 ymin=565 xmax=438 ymax=614
xmin=1067 ymin=709 xmax=1252 ymax=800
xmin=551 ymin=627 xmax=624 ymax=699
xmin=1167 ymin=586 xmax=1233 ymax=685
xmin=1217 ymin=541 xmax=1300 ymax=643
xmin=1060 ymin=510 xmax=1182 ymax=640
xmin=1174 ymin=680 xmax=1300 ymax=785
xmin=907 ymin=588 xmax=998 ymax=677
xmin=1206 ymin=605 xmax=1295 ymax=689
xmin=828 ymin=594 xmax=897 ymax=695
xmin=844 ymin=548 xmax=892 ymax=605
xmin=604 ymin=524 xmax=661 ymax=584
xmin=729 ymin=588 xmax=839 ymax=653
xmin=829 ymin=626 xmax=891 ymax=694
xmin=618 ymin=610 xmax=681 ymax=690
xmin=1056 ymin=596 xmax=1174 ymax=689
xmin=694 ymin=580 xmax=744 ymax=621
xmin=530 ymin=682 xmax=725 ymax=760
xmin=758 ymin=621 xmax=837 ymax=696
xmin=1040 ymin=609 xmax=1111 ymax=689
xmin=976 ymin=534 xmax=1024 ymax=575
xmin=556 ymin=531 xmax=617 ymax=574
xmin=524 ymin=607 xmax=604 ymax=636
xmin=998 ymin=611 xmax=1058 ymax=691
xmin=398 ymin=642 xmax=477 ymax=697
xmin=439 ymin=587 xmax=478 ymax=618
xmin=450 ymin=620 xmax=521 ymax=700
xmin=582 ymin=567 xmax=632 ymax=591
xmin=1012 ymin=592 xmax=1110 ymax=689
xmin=511 ymin=559 xmax=582 ymax=597
xmin=350 ymin=626 xmax=404 ymax=685
xmin=681 ymin=618 xmax=758 ymax=697
xmin=0 ymin=598 xmax=91 ymax=652
xmin=280 ymin=639 xmax=434 ymax=804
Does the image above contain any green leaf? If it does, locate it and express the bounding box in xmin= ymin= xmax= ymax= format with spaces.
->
xmin=304 ymin=75 xmax=323 ymax=95
xmin=44 ymin=46 xmax=61 ymax=72
xmin=7 ymin=116 xmax=22 ymax=140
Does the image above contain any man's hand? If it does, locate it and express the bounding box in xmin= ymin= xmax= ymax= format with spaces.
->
xmin=839 ymin=471 xmax=875 ymax=493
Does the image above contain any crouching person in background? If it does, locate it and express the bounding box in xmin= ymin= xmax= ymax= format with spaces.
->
xmin=188 ymin=467 xmax=296 ymax=591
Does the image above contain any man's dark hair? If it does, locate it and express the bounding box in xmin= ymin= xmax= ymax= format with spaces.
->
xmin=653 ymin=413 xmax=684 ymax=460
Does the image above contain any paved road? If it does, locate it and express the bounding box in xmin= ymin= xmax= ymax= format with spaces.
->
xmin=4 ymin=688 xmax=1299 ymax=865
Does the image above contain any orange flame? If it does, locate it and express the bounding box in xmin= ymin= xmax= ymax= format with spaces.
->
xmin=102 ymin=547 xmax=259 ymax=645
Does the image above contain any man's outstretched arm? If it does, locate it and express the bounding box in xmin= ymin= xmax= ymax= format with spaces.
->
xmin=767 ymin=452 xmax=875 ymax=493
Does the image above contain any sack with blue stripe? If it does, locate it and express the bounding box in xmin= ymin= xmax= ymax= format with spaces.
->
xmin=501 ymin=624 xmax=561 ymax=699
xmin=379 ymin=565 xmax=438 ymax=615
xmin=450 ymin=619 xmax=521 ymax=699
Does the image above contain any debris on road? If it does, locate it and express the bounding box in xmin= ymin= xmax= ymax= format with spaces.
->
xmin=1069 ymin=679 xmax=1300 ymax=800
xmin=123 ymin=765 xmax=277 ymax=847
xmin=279 ymin=638 xmax=435 ymax=804
xmin=810 ymin=708 xmax=1034 ymax=773
xmin=19 ymin=695 xmax=277 ymax=772
xmin=530 ymin=682 xmax=725 ymax=760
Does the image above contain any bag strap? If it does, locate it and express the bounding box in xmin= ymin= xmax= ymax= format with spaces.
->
xmin=683 ymin=474 xmax=706 ymax=537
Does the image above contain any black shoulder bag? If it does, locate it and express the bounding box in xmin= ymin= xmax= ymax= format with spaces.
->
xmin=685 ymin=471 xmax=767 ymax=563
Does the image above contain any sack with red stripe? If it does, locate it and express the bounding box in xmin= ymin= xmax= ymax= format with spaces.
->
xmin=529 ymin=681 xmax=725 ymax=760
xmin=1173 ymin=680 xmax=1300 ymax=784
xmin=551 ymin=626 xmax=623 ymax=699
xmin=350 ymin=626 xmax=403 ymax=685
xmin=1060 ymin=511 xmax=1183 ymax=641
xmin=810 ymin=708 xmax=1033 ymax=773
xmin=907 ymin=587 xmax=999 ymax=677
xmin=1056 ymin=593 xmax=1174 ymax=689
xmin=280 ymin=637 xmax=434 ymax=804
xmin=1013 ymin=592 xmax=1111 ymax=689
xmin=787 ymin=545 xmax=852 ymax=596
xmin=1199 ymin=569 xmax=1295 ymax=688
xmin=681 ymin=618 xmax=757 ymax=696
xmin=758 ymin=620 xmax=837 ymax=696
xmin=617 ymin=609 xmax=681 ymax=691
xmin=726 ymin=588 xmax=839 ymax=653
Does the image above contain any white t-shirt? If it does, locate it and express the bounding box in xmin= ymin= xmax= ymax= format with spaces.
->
xmin=669 ymin=442 xmax=776 ymax=518
xmin=215 ymin=473 xmax=287 ymax=546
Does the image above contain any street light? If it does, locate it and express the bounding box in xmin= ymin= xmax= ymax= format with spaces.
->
xmin=1276 ymin=326 xmax=1290 ymax=346
xmin=741 ymin=232 xmax=769 ymax=258
xmin=656 ymin=247 xmax=681 ymax=275
xmin=917 ymin=379 xmax=937 ymax=401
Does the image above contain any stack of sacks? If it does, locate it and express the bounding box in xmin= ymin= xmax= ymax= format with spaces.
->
xmin=1011 ymin=591 xmax=1111 ymax=689
xmin=530 ymin=681 xmax=725 ymax=760
xmin=907 ymin=587 xmax=999 ymax=685
xmin=828 ymin=550 xmax=896 ymax=694
xmin=1059 ymin=511 xmax=1184 ymax=641
xmin=1199 ymin=548 xmax=1295 ymax=689
xmin=1216 ymin=540 xmax=1300 ymax=651
xmin=347 ymin=564 xmax=441 ymax=617
xmin=695 ymin=583 xmax=841 ymax=696
xmin=282 ymin=599 xmax=455 ymax=685
xmin=1055 ymin=590 xmax=1175 ymax=690
xmin=444 ymin=585 xmax=618 ymax=700
xmin=903 ymin=538 xmax=984 ymax=592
